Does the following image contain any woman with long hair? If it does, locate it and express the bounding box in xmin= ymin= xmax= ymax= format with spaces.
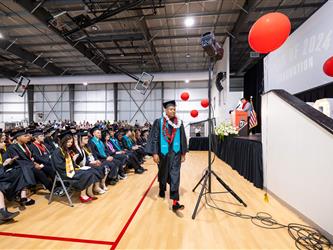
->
xmin=74 ymin=131 xmax=108 ymax=194
xmin=51 ymin=131 xmax=100 ymax=203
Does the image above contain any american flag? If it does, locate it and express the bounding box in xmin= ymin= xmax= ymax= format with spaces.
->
xmin=249 ymin=98 xmax=258 ymax=129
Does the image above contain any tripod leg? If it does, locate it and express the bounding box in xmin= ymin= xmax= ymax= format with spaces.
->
xmin=192 ymin=170 xmax=208 ymax=192
xmin=192 ymin=172 xmax=209 ymax=220
xmin=211 ymin=170 xmax=247 ymax=207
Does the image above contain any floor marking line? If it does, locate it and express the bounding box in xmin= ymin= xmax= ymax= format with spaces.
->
xmin=111 ymin=174 xmax=158 ymax=250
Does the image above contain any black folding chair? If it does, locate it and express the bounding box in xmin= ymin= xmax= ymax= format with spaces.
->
xmin=48 ymin=156 xmax=77 ymax=207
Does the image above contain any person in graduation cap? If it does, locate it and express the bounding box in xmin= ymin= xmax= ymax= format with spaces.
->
xmin=51 ymin=130 xmax=100 ymax=202
xmin=112 ymin=129 xmax=145 ymax=174
xmin=44 ymin=127 xmax=58 ymax=153
xmin=74 ymin=130 xmax=108 ymax=194
xmin=29 ymin=129 xmax=56 ymax=191
xmin=6 ymin=129 xmax=37 ymax=206
xmin=88 ymin=126 xmax=121 ymax=184
xmin=146 ymin=100 xmax=187 ymax=212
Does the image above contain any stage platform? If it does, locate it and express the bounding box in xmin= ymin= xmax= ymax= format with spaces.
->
xmin=189 ymin=134 xmax=263 ymax=188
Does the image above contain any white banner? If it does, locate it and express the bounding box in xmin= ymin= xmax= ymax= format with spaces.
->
xmin=264 ymin=1 xmax=333 ymax=94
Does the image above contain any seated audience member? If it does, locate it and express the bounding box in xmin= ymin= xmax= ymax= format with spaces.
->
xmin=101 ymin=130 xmax=127 ymax=179
xmin=111 ymin=130 xmax=144 ymax=174
xmin=7 ymin=129 xmax=38 ymax=206
xmin=134 ymin=128 xmax=145 ymax=146
xmin=88 ymin=127 xmax=120 ymax=184
xmin=44 ymin=127 xmax=59 ymax=153
xmin=74 ymin=130 xmax=108 ymax=193
xmin=29 ymin=129 xmax=56 ymax=192
xmin=122 ymin=129 xmax=145 ymax=164
xmin=51 ymin=131 xmax=100 ymax=202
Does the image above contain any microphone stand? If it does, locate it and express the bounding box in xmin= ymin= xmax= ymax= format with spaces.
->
xmin=191 ymin=57 xmax=247 ymax=220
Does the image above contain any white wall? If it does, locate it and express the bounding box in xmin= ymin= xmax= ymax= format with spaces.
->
xmin=0 ymin=86 xmax=28 ymax=123
xmin=118 ymin=82 xmax=161 ymax=124
xmin=262 ymin=91 xmax=333 ymax=236
xmin=34 ymin=85 xmax=70 ymax=122
xmin=264 ymin=1 xmax=333 ymax=94
xmin=74 ymin=83 xmax=114 ymax=122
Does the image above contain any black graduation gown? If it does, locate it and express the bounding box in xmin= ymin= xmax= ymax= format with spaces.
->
xmin=0 ymin=148 xmax=33 ymax=200
xmin=145 ymin=118 xmax=187 ymax=200
xmin=88 ymin=139 xmax=118 ymax=178
xmin=44 ymin=137 xmax=58 ymax=154
xmin=6 ymin=144 xmax=36 ymax=188
xmin=29 ymin=142 xmax=56 ymax=181
xmin=74 ymin=145 xmax=106 ymax=180
xmin=51 ymin=148 xmax=99 ymax=191
xmin=109 ymin=139 xmax=141 ymax=170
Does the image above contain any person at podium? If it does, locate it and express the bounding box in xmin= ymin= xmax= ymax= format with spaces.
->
xmin=240 ymin=97 xmax=252 ymax=117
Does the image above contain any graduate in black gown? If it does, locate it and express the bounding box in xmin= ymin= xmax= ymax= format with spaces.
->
xmin=146 ymin=100 xmax=187 ymax=212
xmin=109 ymin=129 xmax=144 ymax=174
xmin=51 ymin=131 xmax=100 ymax=203
xmin=7 ymin=129 xmax=38 ymax=206
xmin=74 ymin=130 xmax=108 ymax=194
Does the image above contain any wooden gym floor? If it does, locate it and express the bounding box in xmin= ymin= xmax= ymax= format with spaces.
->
xmin=0 ymin=151 xmax=307 ymax=249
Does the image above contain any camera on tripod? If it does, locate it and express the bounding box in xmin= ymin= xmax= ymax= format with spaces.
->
xmin=200 ymin=32 xmax=224 ymax=61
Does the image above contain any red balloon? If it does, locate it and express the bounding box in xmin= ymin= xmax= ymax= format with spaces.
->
xmin=180 ymin=92 xmax=190 ymax=101
xmin=323 ymin=56 xmax=333 ymax=77
xmin=248 ymin=12 xmax=291 ymax=53
xmin=190 ymin=110 xmax=199 ymax=118
xmin=201 ymin=99 xmax=209 ymax=108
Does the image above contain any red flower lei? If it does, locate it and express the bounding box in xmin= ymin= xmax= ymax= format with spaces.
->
xmin=162 ymin=117 xmax=177 ymax=144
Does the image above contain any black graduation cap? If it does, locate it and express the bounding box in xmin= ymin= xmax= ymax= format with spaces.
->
xmin=0 ymin=128 xmax=3 ymax=133
xmin=26 ymin=128 xmax=35 ymax=135
xmin=32 ymin=129 xmax=44 ymax=136
xmin=163 ymin=100 xmax=176 ymax=109
xmin=115 ymin=128 xmax=124 ymax=138
xmin=90 ymin=126 xmax=100 ymax=135
xmin=44 ymin=127 xmax=56 ymax=134
xmin=12 ymin=128 xmax=28 ymax=139
xmin=77 ymin=130 xmax=89 ymax=137
xmin=58 ymin=130 xmax=73 ymax=140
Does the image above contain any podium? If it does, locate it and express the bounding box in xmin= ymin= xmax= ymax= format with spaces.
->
xmin=231 ymin=110 xmax=248 ymax=136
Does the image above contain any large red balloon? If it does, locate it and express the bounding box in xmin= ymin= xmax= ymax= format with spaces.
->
xmin=180 ymin=92 xmax=190 ymax=101
xmin=248 ymin=12 xmax=291 ymax=54
xmin=323 ymin=56 xmax=333 ymax=77
xmin=190 ymin=110 xmax=198 ymax=118
xmin=201 ymin=99 xmax=209 ymax=108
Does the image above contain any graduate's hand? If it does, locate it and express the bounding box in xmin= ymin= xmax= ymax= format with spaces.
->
xmin=73 ymin=154 xmax=79 ymax=161
xmin=153 ymin=154 xmax=160 ymax=164
xmin=181 ymin=155 xmax=186 ymax=163
xmin=106 ymin=156 xmax=113 ymax=161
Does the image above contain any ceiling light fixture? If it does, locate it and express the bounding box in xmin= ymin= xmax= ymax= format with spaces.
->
xmin=83 ymin=82 xmax=88 ymax=86
xmin=0 ymin=32 xmax=4 ymax=39
xmin=184 ymin=17 xmax=194 ymax=27
xmin=186 ymin=53 xmax=191 ymax=58
xmin=185 ymin=79 xmax=190 ymax=83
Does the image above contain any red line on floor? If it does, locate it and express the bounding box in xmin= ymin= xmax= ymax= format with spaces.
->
xmin=0 ymin=232 xmax=114 ymax=246
xmin=111 ymin=174 xmax=158 ymax=250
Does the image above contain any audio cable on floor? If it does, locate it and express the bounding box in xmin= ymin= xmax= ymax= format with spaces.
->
xmin=199 ymin=182 xmax=332 ymax=250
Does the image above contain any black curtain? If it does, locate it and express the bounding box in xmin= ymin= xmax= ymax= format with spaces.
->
xmin=243 ymin=60 xmax=264 ymax=134
xmin=295 ymin=81 xmax=333 ymax=102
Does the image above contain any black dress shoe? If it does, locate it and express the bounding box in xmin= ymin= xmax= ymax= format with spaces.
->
xmin=158 ymin=190 xmax=165 ymax=198
xmin=20 ymin=198 xmax=35 ymax=206
xmin=109 ymin=179 xmax=117 ymax=185
xmin=172 ymin=202 xmax=185 ymax=212
xmin=135 ymin=168 xmax=144 ymax=174
xmin=0 ymin=208 xmax=20 ymax=221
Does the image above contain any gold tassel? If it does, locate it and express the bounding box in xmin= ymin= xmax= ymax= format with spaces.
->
xmin=264 ymin=193 xmax=269 ymax=203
